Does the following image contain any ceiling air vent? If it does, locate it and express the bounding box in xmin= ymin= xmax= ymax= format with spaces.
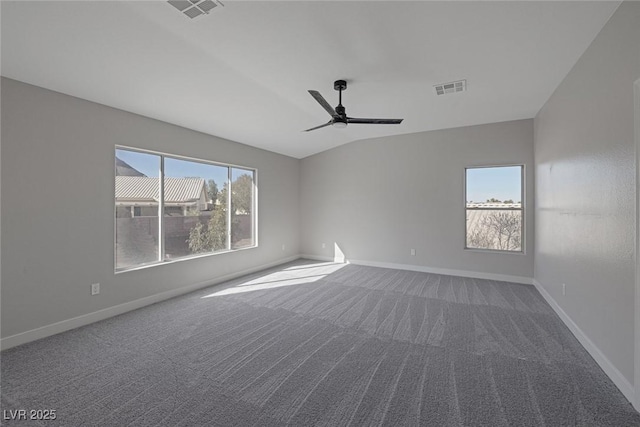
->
xmin=434 ymin=80 xmax=466 ymax=96
xmin=168 ymin=0 xmax=222 ymax=19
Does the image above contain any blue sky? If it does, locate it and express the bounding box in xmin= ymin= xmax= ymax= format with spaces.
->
xmin=116 ymin=149 xmax=243 ymax=187
xmin=466 ymin=166 xmax=522 ymax=202
xmin=117 ymin=149 xmax=519 ymax=202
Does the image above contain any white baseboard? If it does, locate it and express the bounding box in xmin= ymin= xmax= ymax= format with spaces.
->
xmin=0 ymin=255 xmax=300 ymax=351
xmin=300 ymin=254 xmax=346 ymax=264
xmin=300 ymin=254 xmax=533 ymax=285
xmin=533 ymin=279 xmax=635 ymax=404
xmin=350 ymin=259 xmax=533 ymax=284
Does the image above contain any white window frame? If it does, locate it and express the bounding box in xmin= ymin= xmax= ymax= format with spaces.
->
xmin=464 ymin=164 xmax=525 ymax=253
xmin=114 ymin=146 xmax=258 ymax=272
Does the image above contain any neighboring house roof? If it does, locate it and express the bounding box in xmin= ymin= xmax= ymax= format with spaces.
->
xmin=466 ymin=203 xmax=521 ymax=209
xmin=116 ymin=176 xmax=208 ymax=204
xmin=115 ymin=157 xmax=145 ymax=177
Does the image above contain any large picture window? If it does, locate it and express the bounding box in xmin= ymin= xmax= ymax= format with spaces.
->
xmin=115 ymin=147 xmax=256 ymax=271
xmin=465 ymin=165 xmax=523 ymax=252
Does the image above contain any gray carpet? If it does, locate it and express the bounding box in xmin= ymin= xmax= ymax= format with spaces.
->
xmin=2 ymin=259 xmax=639 ymax=426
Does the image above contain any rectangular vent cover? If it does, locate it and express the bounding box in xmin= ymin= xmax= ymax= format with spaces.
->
xmin=434 ymin=80 xmax=466 ymax=96
xmin=168 ymin=0 xmax=221 ymax=19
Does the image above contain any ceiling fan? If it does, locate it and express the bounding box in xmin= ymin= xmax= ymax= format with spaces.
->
xmin=304 ymin=80 xmax=404 ymax=132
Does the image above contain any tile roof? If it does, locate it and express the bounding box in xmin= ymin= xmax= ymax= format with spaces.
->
xmin=115 ymin=176 xmax=207 ymax=203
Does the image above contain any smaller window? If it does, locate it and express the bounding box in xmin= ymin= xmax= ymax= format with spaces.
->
xmin=465 ymin=165 xmax=523 ymax=252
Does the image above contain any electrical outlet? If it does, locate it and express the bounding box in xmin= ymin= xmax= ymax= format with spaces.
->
xmin=282 ymin=244 xmax=286 ymax=251
xmin=410 ymin=249 xmax=416 ymax=256
xmin=322 ymin=243 xmax=326 ymax=249
xmin=562 ymin=283 xmax=566 ymax=296
xmin=91 ymin=283 xmax=100 ymax=295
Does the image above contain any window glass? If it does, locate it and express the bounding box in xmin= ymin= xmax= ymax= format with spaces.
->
xmin=164 ymin=157 xmax=229 ymax=259
xmin=115 ymin=148 xmax=256 ymax=271
xmin=465 ymin=166 xmax=523 ymax=252
xmin=231 ymin=168 xmax=255 ymax=249
xmin=115 ymin=149 xmax=161 ymax=270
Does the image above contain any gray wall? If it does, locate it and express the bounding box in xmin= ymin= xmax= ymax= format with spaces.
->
xmin=1 ymin=78 xmax=300 ymax=339
xmin=300 ymin=119 xmax=535 ymax=280
xmin=534 ymin=1 xmax=640 ymax=386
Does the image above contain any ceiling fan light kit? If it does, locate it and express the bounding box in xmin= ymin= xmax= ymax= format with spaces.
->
xmin=304 ymin=80 xmax=404 ymax=132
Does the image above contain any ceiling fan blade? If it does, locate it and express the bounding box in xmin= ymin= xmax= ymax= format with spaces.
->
xmin=308 ymin=90 xmax=336 ymax=117
xmin=303 ymin=120 xmax=333 ymax=132
xmin=347 ymin=118 xmax=404 ymax=125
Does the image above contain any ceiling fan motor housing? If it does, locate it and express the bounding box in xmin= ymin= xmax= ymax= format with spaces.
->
xmin=334 ymin=80 xmax=347 ymax=91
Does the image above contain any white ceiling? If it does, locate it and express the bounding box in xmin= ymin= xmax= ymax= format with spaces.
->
xmin=1 ymin=1 xmax=620 ymax=159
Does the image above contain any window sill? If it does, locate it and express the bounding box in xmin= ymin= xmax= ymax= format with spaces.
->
xmin=115 ymin=244 xmax=258 ymax=274
xmin=464 ymin=247 xmax=525 ymax=255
